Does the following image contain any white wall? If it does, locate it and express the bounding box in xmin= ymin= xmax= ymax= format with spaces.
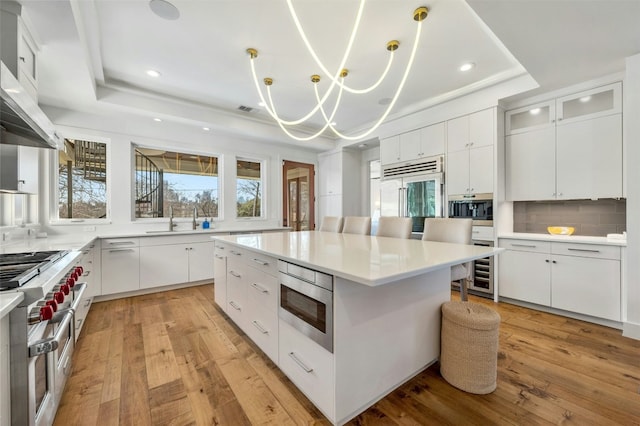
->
xmin=38 ymin=106 xmax=321 ymax=236
xmin=623 ymin=54 xmax=640 ymax=339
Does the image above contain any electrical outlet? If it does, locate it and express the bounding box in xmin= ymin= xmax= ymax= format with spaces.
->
xmin=83 ymin=226 xmax=96 ymax=232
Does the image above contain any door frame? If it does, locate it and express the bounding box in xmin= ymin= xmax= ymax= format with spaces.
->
xmin=282 ymin=160 xmax=315 ymax=230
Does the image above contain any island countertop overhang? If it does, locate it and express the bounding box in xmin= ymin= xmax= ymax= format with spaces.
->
xmin=212 ymin=231 xmax=503 ymax=286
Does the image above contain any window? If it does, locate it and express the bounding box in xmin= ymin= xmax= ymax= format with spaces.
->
xmin=236 ymin=159 xmax=263 ymax=218
xmin=134 ymin=147 xmax=219 ymax=219
xmin=58 ymin=139 xmax=108 ymax=219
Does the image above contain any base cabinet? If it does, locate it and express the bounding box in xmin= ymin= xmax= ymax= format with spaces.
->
xmin=213 ymin=243 xmax=227 ymax=312
xmin=101 ymin=238 xmax=140 ymax=295
xmin=0 ymin=315 xmax=10 ymax=426
xmin=499 ymin=239 xmax=621 ymax=321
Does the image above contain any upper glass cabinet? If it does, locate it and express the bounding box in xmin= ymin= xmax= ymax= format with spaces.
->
xmin=556 ymin=82 xmax=621 ymax=124
xmin=505 ymin=100 xmax=555 ymax=135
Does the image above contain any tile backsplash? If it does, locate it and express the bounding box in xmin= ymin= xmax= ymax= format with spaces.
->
xmin=513 ymin=199 xmax=626 ymax=236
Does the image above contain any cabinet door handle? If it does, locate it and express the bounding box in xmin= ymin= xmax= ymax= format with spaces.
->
xmin=229 ymin=250 xmax=242 ymax=256
xmin=251 ymin=320 xmax=269 ymax=335
xmin=215 ymin=254 xmax=224 ymax=260
xmin=545 ymin=259 xmax=550 ymax=263
xmin=288 ymin=352 xmax=313 ymax=373
xmin=108 ymin=241 xmax=135 ymax=245
xmin=511 ymin=243 xmax=536 ymax=248
xmin=567 ymin=248 xmax=600 ymax=253
xmin=229 ymin=271 xmax=241 ymax=278
xmin=229 ymin=301 xmax=241 ymax=311
xmin=252 ymin=258 xmax=269 ymax=266
xmin=552 ymin=260 xmax=557 ymax=264
xmin=251 ymin=282 xmax=269 ymax=294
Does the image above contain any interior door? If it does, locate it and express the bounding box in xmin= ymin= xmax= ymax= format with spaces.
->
xmin=283 ymin=161 xmax=315 ymax=230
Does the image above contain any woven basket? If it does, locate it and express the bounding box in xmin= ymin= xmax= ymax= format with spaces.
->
xmin=440 ymin=301 xmax=501 ymax=394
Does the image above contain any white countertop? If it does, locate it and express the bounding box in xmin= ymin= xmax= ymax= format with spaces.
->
xmin=213 ymin=231 xmax=503 ymax=286
xmin=499 ymin=232 xmax=627 ymax=246
xmin=0 ymin=292 xmax=24 ymax=319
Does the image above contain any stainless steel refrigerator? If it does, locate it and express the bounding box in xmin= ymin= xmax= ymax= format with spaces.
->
xmin=380 ymin=157 xmax=444 ymax=233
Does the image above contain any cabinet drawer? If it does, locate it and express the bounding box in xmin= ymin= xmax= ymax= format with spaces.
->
xmin=246 ymin=266 xmax=278 ymax=313
xmin=279 ymin=320 xmax=335 ymax=420
xmin=245 ymin=301 xmax=278 ymax=363
xmin=102 ymin=237 xmax=139 ymax=248
xmin=500 ymin=239 xmax=550 ymax=254
xmin=551 ymin=242 xmax=620 ymax=260
xmin=226 ymin=267 xmax=246 ymax=329
xmin=472 ymin=226 xmax=494 ymax=241
xmin=244 ymin=251 xmax=278 ymax=276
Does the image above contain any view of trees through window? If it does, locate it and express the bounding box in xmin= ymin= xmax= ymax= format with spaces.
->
xmin=58 ymin=139 xmax=108 ymax=219
xmin=237 ymin=159 xmax=262 ymax=217
xmin=135 ymin=147 xmax=219 ymax=219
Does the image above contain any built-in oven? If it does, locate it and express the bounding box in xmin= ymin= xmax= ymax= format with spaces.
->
xmin=278 ymin=260 xmax=333 ymax=353
xmin=448 ymin=193 xmax=493 ymax=226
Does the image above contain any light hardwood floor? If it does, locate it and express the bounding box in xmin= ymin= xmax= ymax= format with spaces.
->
xmin=54 ymin=283 xmax=640 ymax=425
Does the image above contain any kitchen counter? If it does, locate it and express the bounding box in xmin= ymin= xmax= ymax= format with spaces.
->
xmin=499 ymin=232 xmax=627 ymax=246
xmin=0 ymin=226 xmax=291 ymax=254
xmin=214 ymin=230 xmax=502 ymax=286
xmin=0 ymin=292 xmax=23 ymax=319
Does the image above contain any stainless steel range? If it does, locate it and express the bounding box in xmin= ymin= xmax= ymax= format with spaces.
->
xmin=1 ymin=250 xmax=86 ymax=426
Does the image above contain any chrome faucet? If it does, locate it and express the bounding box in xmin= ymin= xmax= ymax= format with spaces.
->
xmin=169 ymin=205 xmax=176 ymax=231
xmin=192 ymin=207 xmax=198 ymax=230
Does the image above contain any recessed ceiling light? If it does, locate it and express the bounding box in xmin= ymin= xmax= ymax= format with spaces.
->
xmin=153 ymin=118 xmax=162 ymax=122
xmin=330 ymin=122 xmax=337 ymax=126
xmin=146 ymin=69 xmax=161 ymax=78
xmin=149 ymin=0 xmax=180 ymax=20
xmin=529 ymin=108 xmax=541 ymax=115
xmin=459 ymin=62 xmax=475 ymax=72
xmin=258 ymin=101 xmax=266 ymax=107
xmin=202 ymin=127 xmax=210 ymax=131
xmin=580 ymin=96 xmax=592 ymax=103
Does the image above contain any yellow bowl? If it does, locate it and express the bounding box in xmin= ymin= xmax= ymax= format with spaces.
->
xmin=547 ymin=226 xmax=575 ymax=235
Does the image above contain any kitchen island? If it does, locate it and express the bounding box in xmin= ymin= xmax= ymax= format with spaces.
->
xmin=213 ymin=231 xmax=502 ymax=425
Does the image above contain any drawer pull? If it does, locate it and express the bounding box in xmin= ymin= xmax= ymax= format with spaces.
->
xmin=229 ymin=271 xmax=241 ymax=278
xmin=288 ymin=352 xmax=313 ymax=373
xmin=567 ymin=248 xmax=600 ymax=253
xmin=251 ymin=320 xmax=269 ymax=335
xmin=108 ymin=249 xmax=135 ymax=253
xmin=215 ymin=254 xmax=225 ymax=260
xmin=229 ymin=250 xmax=242 ymax=256
xmin=511 ymin=243 xmax=536 ymax=248
xmin=252 ymin=258 xmax=269 ymax=266
xmin=251 ymin=282 xmax=269 ymax=294
xmin=108 ymin=241 xmax=136 ymax=245
xmin=229 ymin=301 xmax=241 ymax=311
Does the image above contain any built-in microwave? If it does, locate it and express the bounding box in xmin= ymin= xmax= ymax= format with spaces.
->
xmin=448 ymin=193 xmax=493 ymax=226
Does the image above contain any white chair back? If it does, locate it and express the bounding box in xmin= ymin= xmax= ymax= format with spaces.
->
xmin=376 ymin=217 xmax=413 ymax=239
xmin=342 ymin=216 xmax=372 ymax=235
xmin=318 ymin=216 xmax=343 ymax=232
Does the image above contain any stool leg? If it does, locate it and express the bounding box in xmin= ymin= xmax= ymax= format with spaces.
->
xmin=459 ymin=278 xmax=468 ymax=301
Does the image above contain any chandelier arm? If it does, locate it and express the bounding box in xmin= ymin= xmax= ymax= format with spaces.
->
xmin=266 ymin=86 xmax=335 ymax=142
xmin=314 ymin=78 xmax=346 ymax=125
xmin=249 ymin=58 xmax=279 ymax=120
xmin=286 ymin=0 xmax=367 ymax=93
xmin=324 ymin=21 xmax=423 ymax=141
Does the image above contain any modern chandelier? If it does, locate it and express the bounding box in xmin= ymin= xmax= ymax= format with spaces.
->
xmin=246 ymin=1 xmax=428 ymax=141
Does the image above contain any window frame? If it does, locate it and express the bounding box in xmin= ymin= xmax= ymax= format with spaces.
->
xmin=235 ymin=156 xmax=266 ymax=220
xmin=131 ymin=143 xmax=223 ymax=222
xmin=50 ymin=134 xmax=112 ymax=225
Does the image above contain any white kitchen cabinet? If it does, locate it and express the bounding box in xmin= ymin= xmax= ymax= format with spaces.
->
xmin=446 ymin=109 xmax=494 ymax=197
xmin=101 ymin=238 xmax=140 ymax=295
xmin=279 ymin=319 xmax=335 ymax=420
xmin=0 ymin=145 xmax=38 ymax=193
xmin=317 ymin=150 xmax=360 ymax=219
xmin=139 ymin=236 xmax=214 ymax=289
xmin=0 ymin=314 xmax=10 ymax=426
xmin=498 ymin=238 xmax=621 ymax=321
xmin=226 ymin=256 xmax=247 ymax=330
xmin=74 ymin=241 xmax=98 ymax=339
xmin=213 ymin=242 xmax=227 ymax=312
xmin=380 ymin=123 xmax=445 ymax=166
xmin=505 ymin=82 xmax=622 ymax=201
xmin=318 ymin=152 xmax=341 ymax=196
xmin=0 ymin=8 xmax=38 ymax=101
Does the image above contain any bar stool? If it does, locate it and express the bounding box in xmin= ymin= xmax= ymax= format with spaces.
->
xmin=342 ymin=216 xmax=372 ymax=235
xmin=376 ymin=217 xmax=413 ymax=239
xmin=318 ymin=216 xmax=343 ymax=232
xmin=422 ymin=218 xmax=473 ymax=301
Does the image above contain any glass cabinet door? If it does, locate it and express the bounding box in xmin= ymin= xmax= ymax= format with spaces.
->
xmin=505 ymin=100 xmax=555 ymax=135
xmin=556 ymin=82 xmax=621 ymax=124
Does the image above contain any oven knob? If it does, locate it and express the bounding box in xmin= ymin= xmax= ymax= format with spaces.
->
xmin=40 ymin=305 xmax=54 ymax=321
xmin=54 ymin=291 xmax=64 ymax=304
xmin=71 ymin=271 xmax=79 ymax=281
xmin=46 ymin=299 xmax=58 ymax=312
xmin=66 ymin=277 xmax=76 ymax=288
xmin=61 ymin=284 xmax=70 ymax=295
xmin=75 ymin=266 xmax=84 ymax=275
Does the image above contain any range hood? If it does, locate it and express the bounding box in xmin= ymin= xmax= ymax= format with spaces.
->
xmin=0 ymin=61 xmax=61 ymax=150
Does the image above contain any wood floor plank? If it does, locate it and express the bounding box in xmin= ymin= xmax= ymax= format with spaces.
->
xmin=56 ymin=285 xmax=640 ymax=426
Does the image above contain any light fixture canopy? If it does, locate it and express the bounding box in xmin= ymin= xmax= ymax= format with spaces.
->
xmin=247 ymin=2 xmax=429 ymax=141
xmin=149 ymin=0 xmax=180 ymax=20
